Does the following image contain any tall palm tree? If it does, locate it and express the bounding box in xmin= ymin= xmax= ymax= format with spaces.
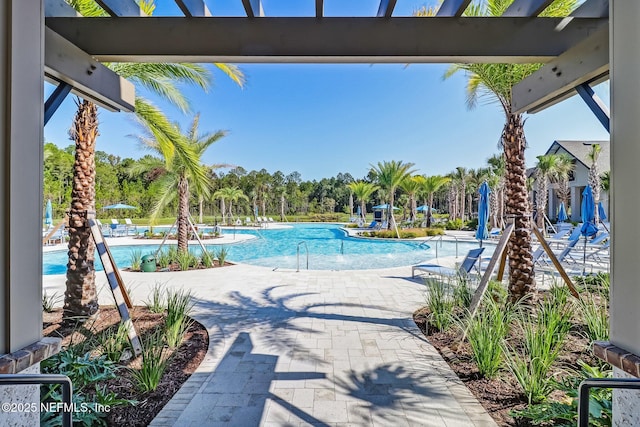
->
xmin=347 ymin=181 xmax=379 ymax=221
xmin=400 ymin=175 xmax=424 ymax=224
xmin=421 ymin=175 xmax=450 ymax=227
xmin=370 ymin=161 xmax=416 ymax=230
xmin=214 ymin=187 xmax=249 ymax=221
xmin=452 ymin=167 xmax=471 ymax=221
xmin=534 ymin=154 xmax=564 ymax=230
xmin=487 ymin=154 xmax=506 ymax=228
xmin=63 ymin=0 xmax=244 ymax=319
xmin=588 ymin=144 xmax=602 ymax=224
xmin=554 ymin=153 xmax=575 ymax=213
xmin=418 ymin=0 xmax=578 ymax=302
xmin=136 ymin=114 xmax=226 ymax=251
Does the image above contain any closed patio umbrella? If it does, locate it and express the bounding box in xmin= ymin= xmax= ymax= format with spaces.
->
xmin=581 ymin=186 xmax=598 ymax=274
xmin=557 ymin=202 xmax=568 ymax=223
xmin=103 ymin=203 xmax=137 ymax=210
xmin=44 ymin=199 xmax=53 ymax=228
xmin=475 ymin=182 xmax=490 ymax=247
xmin=598 ymin=201 xmax=607 ymax=222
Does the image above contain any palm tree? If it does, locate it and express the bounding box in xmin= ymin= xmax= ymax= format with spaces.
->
xmin=213 ymin=189 xmax=227 ymax=224
xmin=487 ymin=154 xmax=506 ymax=228
xmin=452 ymin=167 xmax=470 ymax=221
xmin=534 ymin=154 xmax=564 ymax=230
xmin=214 ymin=187 xmax=249 ymax=221
xmin=347 ymin=181 xmax=379 ymax=221
xmin=588 ymin=144 xmax=602 ymax=224
xmin=418 ymin=0 xmax=578 ymax=302
xmin=400 ymin=175 xmax=424 ymax=224
xmin=421 ymin=175 xmax=450 ymax=227
xmin=370 ymin=161 xmax=416 ymax=230
xmin=63 ymin=1 xmax=244 ymax=319
xmin=137 ymin=114 xmax=226 ymax=251
xmin=554 ymin=153 xmax=575 ymax=213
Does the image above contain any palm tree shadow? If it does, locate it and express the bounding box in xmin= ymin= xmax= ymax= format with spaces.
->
xmin=335 ymin=363 xmax=448 ymax=421
xmin=190 ymin=285 xmax=427 ymax=363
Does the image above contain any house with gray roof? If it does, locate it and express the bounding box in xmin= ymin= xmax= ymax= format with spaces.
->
xmin=534 ymin=140 xmax=609 ymax=223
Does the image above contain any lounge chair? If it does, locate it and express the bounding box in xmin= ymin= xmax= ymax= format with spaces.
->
xmin=412 ymin=247 xmax=485 ymax=279
xmin=124 ymin=218 xmax=137 ymax=235
xmin=245 ymin=217 xmax=253 ymax=226
xmin=109 ymin=219 xmax=126 ymax=237
xmin=489 ymin=228 xmax=502 ymax=239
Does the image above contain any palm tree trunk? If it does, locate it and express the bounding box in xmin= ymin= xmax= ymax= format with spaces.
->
xmin=503 ymin=113 xmax=535 ymax=302
xmin=536 ymin=174 xmax=548 ymax=230
xmin=65 ymin=100 xmax=99 ymax=319
xmin=198 ymin=197 xmax=204 ymax=224
xmin=220 ymin=199 xmax=226 ymax=224
xmin=280 ymin=194 xmax=286 ymax=221
xmin=177 ymin=175 xmax=189 ymax=252
xmin=460 ymin=184 xmax=466 ymax=221
xmin=427 ymin=194 xmax=435 ymax=228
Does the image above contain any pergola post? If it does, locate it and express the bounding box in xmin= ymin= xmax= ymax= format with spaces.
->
xmin=0 ymin=0 xmax=44 ymax=425
xmin=608 ymin=0 xmax=640 ymax=424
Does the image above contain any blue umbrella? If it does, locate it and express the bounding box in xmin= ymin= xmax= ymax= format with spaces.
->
xmin=557 ymin=202 xmax=568 ymax=222
xmin=103 ymin=203 xmax=137 ymax=210
xmin=416 ymin=205 xmax=438 ymax=213
xmin=372 ymin=204 xmax=400 ymax=210
xmin=598 ymin=202 xmax=607 ymax=222
xmin=44 ymin=199 xmax=53 ymax=228
xmin=580 ymin=186 xmax=598 ymax=237
xmin=581 ymin=186 xmax=598 ymax=274
xmin=475 ymin=182 xmax=490 ymax=245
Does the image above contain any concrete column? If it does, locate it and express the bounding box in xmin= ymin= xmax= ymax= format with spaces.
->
xmin=570 ymin=186 xmax=579 ymax=221
xmin=0 ymin=0 xmax=44 ymax=354
xmin=0 ymin=1 xmax=43 ymax=425
xmin=611 ymin=1 xmax=640 ymax=424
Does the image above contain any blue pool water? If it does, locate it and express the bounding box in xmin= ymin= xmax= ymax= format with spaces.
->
xmin=43 ymin=223 xmax=491 ymax=274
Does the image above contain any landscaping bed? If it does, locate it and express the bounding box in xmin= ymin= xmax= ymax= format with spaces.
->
xmin=42 ymin=292 xmax=208 ymax=426
xmin=413 ymin=274 xmax=611 ymax=426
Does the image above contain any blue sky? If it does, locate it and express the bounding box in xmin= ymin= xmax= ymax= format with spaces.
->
xmin=44 ymin=0 xmax=610 ymax=181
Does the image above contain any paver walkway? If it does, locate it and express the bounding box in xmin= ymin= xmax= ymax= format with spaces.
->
xmin=126 ymin=264 xmax=498 ymax=427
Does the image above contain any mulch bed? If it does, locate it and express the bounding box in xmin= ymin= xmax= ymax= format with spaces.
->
xmin=43 ymin=306 xmax=208 ymax=427
xmin=413 ymin=305 xmax=596 ymax=427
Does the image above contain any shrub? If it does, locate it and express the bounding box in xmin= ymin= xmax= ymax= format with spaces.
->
xmin=487 ymin=280 xmax=508 ymax=305
xmin=42 ymin=291 xmax=62 ymax=313
xmin=452 ymin=276 xmax=473 ymax=309
xmin=445 ymin=219 xmax=464 ymax=230
xmin=462 ymin=297 xmax=514 ymax=379
xmin=130 ymin=330 xmax=170 ymax=393
xmin=512 ymin=361 xmax=612 ymax=426
xmin=95 ymin=323 xmax=131 ymax=363
xmin=156 ymin=249 xmax=171 ymax=269
xmin=579 ymin=291 xmax=609 ymax=343
xmin=175 ymin=250 xmax=193 ymax=271
xmin=165 ymin=288 xmax=194 ymax=341
xmin=216 ymin=247 xmax=229 ymax=266
xmin=145 ymin=282 xmax=166 ymax=314
xmin=129 ymin=249 xmax=143 ymax=271
xmin=425 ymin=278 xmax=455 ymax=332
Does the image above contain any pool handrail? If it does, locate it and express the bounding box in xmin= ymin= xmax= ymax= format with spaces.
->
xmin=297 ymin=241 xmax=309 ymax=271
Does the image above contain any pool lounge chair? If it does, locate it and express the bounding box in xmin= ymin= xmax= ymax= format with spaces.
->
xmin=412 ymin=247 xmax=485 ymax=279
xmin=124 ymin=218 xmax=137 ymax=235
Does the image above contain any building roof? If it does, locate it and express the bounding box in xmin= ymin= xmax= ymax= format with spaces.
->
xmin=545 ymin=140 xmax=610 ymax=172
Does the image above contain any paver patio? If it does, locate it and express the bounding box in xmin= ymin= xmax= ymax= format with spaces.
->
xmin=44 ymin=262 xmax=497 ymax=426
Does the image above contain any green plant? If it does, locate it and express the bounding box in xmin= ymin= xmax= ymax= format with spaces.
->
xmin=166 ymin=288 xmax=193 ymax=322
xmin=156 ymin=249 xmax=171 ymax=269
xmin=512 ymin=361 xmax=612 ymax=426
xmin=165 ymin=315 xmax=193 ymax=348
xmin=461 ymin=297 xmax=514 ymax=378
xmin=425 ymin=278 xmax=455 ymax=332
xmin=576 ymin=273 xmax=610 ymax=300
xmin=216 ymin=247 xmax=229 ymax=266
xmin=95 ymin=323 xmax=130 ymax=363
xmin=145 ymin=282 xmax=166 ymax=313
xmin=487 ymin=280 xmax=508 ymax=305
xmin=538 ymin=285 xmax=573 ymax=352
xmin=175 ymin=250 xmax=192 ymax=271
xmin=504 ymin=305 xmax=569 ymax=404
xmin=41 ymin=347 xmax=134 ymax=426
xmin=130 ymin=330 xmax=170 ymax=393
xmin=452 ymin=276 xmax=473 ymax=309
xmin=129 ymin=249 xmax=143 ymax=271
xmin=201 ymin=249 xmax=214 ymax=268
xmin=445 ymin=218 xmax=464 ymax=230
xmin=579 ymin=291 xmax=609 ymax=343
xmin=42 ymin=291 xmax=62 ymax=313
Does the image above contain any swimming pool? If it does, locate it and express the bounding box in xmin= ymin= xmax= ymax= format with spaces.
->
xmin=42 ymin=223 xmax=493 ymax=274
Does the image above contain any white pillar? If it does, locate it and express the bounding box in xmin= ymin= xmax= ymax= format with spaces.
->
xmin=0 ymin=1 xmax=43 ymax=424
xmin=611 ymin=1 xmax=640 ymax=424
xmin=570 ymin=186 xmax=579 ymax=221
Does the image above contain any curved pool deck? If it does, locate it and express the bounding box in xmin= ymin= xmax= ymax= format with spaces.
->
xmin=43 ymin=262 xmax=496 ymax=426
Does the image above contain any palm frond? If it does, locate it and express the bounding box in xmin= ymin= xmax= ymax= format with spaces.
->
xmin=150 ymin=175 xmax=178 ymax=222
xmin=213 ymin=63 xmax=246 ymax=88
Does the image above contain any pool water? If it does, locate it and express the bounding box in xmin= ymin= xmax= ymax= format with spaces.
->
xmin=42 ymin=223 xmax=492 ymax=274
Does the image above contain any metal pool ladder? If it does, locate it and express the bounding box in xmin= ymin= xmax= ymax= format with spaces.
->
xmin=297 ymin=241 xmax=309 ymax=272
